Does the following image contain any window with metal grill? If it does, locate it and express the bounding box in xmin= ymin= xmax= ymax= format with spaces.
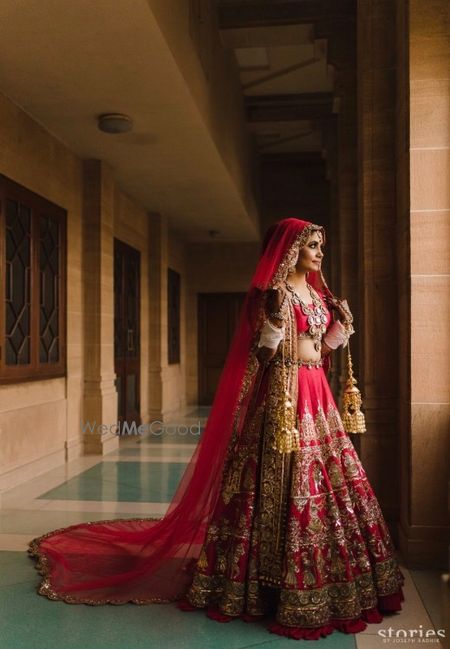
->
xmin=0 ymin=175 xmax=66 ymax=383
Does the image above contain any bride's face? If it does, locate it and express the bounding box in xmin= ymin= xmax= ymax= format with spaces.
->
xmin=295 ymin=230 xmax=324 ymax=273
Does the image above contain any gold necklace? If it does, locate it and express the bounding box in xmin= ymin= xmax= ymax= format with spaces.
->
xmin=284 ymin=281 xmax=328 ymax=351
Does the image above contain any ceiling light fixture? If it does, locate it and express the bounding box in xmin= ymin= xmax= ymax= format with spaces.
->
xmin=97 ymin=113 xmax=133 ymax=134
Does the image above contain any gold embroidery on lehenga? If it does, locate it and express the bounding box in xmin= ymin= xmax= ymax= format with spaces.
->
xmin=327 ymin=403 xmax=343 ymax=432
xmin=315 ymin=548 xmax=327 ymax=584
xmin=221 ymin=458 xmax=246 ymax=506
xmin=310 ymin=461 xmax=327 ymax=494
xmin=205 ymin=523 xmax=219 ymax=544
xmin=301 ymin=548 xmax=317 ymax=587
xmin=330 ymin=541 xmax=348 ymax=580
xmin=229 ymin=541 xmax=246 ymax=579
xmin=184 ymin=282 xmax=405 ymax=622
xmin=300 ymin=401 xmax=315 ymax=442
xmin=186 ymin=572 xmax=221 ymax=608
xmin=307 ymin=497 xmax=324 ymax=536
xmin=191 ymin=453 xmax=405 ymax=619
xmin=276 ymin=555 xmax=404 ymax=626
xmin=196 ymin=548 xmax=208 ymax=570
xmin=221 ymin=403 xmax=264 ymax=505
xmin=314 ymin=403 xmax=329 ymax=439
xmin=215 ymin=550 xmax=227 ymax=574
xmin=221 ymin=579 xmax=246 ymax=615
xmin=219 ymin=518 xmax=232 ymax=542
xmin=246 ymin=579 xmax=266 ymax=616
xmin=258 ymin=394 xmax=295 ymax=584
xmin=327 ymin=459 xmax=345 ymax=490
xmin=341 ymin=449 xmax=361 ymax=480
xmin=284 ymin=556 xmax=298 ymax=587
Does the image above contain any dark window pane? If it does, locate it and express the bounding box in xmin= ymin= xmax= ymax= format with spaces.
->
xmin=39 ymin=214 xmax=60 ymax=363
xmin=168 ymin=268 xmax=180 ymax=364
xmin=114 ymin=246 xmax=123 ymax=358
xmin=5 ymin=199 xmax=31 ymax=365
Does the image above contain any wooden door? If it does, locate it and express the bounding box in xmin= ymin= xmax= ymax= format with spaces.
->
xmin=114 ymin=239 xmax=141 ymax=425
xmin=198 ymin=292 xmax=246 ymax=405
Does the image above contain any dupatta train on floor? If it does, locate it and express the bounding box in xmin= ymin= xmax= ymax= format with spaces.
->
xmin=28 ymin=218 xmax=404 ymax=637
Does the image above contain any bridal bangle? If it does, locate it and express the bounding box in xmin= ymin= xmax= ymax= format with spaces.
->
xmin=258 ymin=319 xmax=285 ymax=349
xmin=323 ymin=319 xmax=353 ymax=349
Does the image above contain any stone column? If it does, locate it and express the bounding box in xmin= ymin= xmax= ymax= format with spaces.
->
xmin=398 ymin=0 xmax=450 ymax=568
xmin=321 ymin=120 xmax=341 ymax=397
xmin=148 ymin=212 xmax=168 ymax=421
xmin=335 ymin=69 xmax=359 ymax=407
xmin=356 ymin=0 xmax=400 ymax=530
xmin=82 ymin=160 xmax=118 ymax=454
xmin=320 ymin=14 xmax=359 ymax=406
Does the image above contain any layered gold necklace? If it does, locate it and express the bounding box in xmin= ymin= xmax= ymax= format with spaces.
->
xmin=284 ymin=280 xmax=328 ymax=351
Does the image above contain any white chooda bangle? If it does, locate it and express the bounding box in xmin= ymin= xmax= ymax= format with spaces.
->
xmin=258 ymin=318 xmax=285 ymax=349
xmin=323 ymin=319 xmax=352 ymax=349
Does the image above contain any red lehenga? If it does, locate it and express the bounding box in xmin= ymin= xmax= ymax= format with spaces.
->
xmin=28 ymin=218 xmax=404 ymax=641
xmin=178 ymin=300 xmax=405 ymax=639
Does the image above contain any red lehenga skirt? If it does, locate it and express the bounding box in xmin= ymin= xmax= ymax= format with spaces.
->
xmin=178 ymin=360 xmax=405 ymax=639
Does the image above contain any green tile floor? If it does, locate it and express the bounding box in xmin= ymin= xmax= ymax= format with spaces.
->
xmin=1 ymin=552 xmax=357 ymax=649
xmin=37 ymin=461 xmax=187 ymax=503
xmin=0 ymin=408 xmax=447 ymax=649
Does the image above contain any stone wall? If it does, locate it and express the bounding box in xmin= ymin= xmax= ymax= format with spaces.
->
xmin=0 ymin=92 xmax=83 ymax=490
xmin=0 ymin=92 xmax=185 ymax=492
xmin=357 ymin=0 xmax=400 ymax=532
xmin=398 ymin=0 xmax=450 ymax=568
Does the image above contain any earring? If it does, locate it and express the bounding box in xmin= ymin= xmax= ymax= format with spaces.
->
xmin=287 ymin=265 xmax=296 ymax=274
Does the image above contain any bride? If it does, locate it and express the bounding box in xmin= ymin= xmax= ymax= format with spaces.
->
xmin=29 ymin=217 xmax=404 ymax=640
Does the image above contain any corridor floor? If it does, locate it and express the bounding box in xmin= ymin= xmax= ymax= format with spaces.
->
xmin=0 ymin=406 xmax=446 ymax=649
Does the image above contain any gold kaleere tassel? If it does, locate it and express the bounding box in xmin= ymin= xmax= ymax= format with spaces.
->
xmin=341 ymin=343 xmax=366 ymax=434
xmin=273 ymin=365 xmax=299 ymax=453
xmin=272 ymin=307 xmax=299 ymax=454
xmin=279 ymin=391 xmax=300 ymax=453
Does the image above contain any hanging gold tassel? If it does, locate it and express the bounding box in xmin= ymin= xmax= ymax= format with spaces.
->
xmin=277 ymin=389 xmax=300 ymax=453
xmin=273 ymin=365 xmax=300 ymax=453
xmin=341 ymin=342 xmax=366 ymax=434
xmin=271 ymin=303 xmax=300 ymax=453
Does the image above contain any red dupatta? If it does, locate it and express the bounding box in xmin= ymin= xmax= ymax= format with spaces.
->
xmin=29 ymin=218 xmax=338 ymax=604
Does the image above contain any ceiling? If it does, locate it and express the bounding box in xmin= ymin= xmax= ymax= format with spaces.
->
xmin=221 ymin=23 xmax=334 ymax=156
xmin=0 ymin=0 xmax=258 ymax=241
xmin=0 ymin=0 xmax=355 ymax=241
xmin=217 ymin=0 xmax=357 ymax=165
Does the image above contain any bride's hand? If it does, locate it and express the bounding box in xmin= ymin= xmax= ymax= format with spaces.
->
xmin=329 ymin=297 xmax=353 ymax=325
xmin=266 ymin=286 xmax=286 ymax=326
xmin=256 ymin=346 xmax=277 ymax=364
xmin=321 ymin=341 xmax=332 ymax=358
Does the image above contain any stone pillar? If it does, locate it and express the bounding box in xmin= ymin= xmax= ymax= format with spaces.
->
xmin=398 ymin=0 xmax=450 ymax=568
xmin=82 ymin=160 xmax=118 ymax=454
xmin=321 ymin=15 xmax=359 ymax=406
xmin=335 ymin=69 xmax=359 ymax=407
xmin=148 ymin=212 xmax=168 ymax=421
xmin=357 ymin=0 xmax=400 ymax=530
xmin=321 ymin=121 xmax=341 ymax=397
